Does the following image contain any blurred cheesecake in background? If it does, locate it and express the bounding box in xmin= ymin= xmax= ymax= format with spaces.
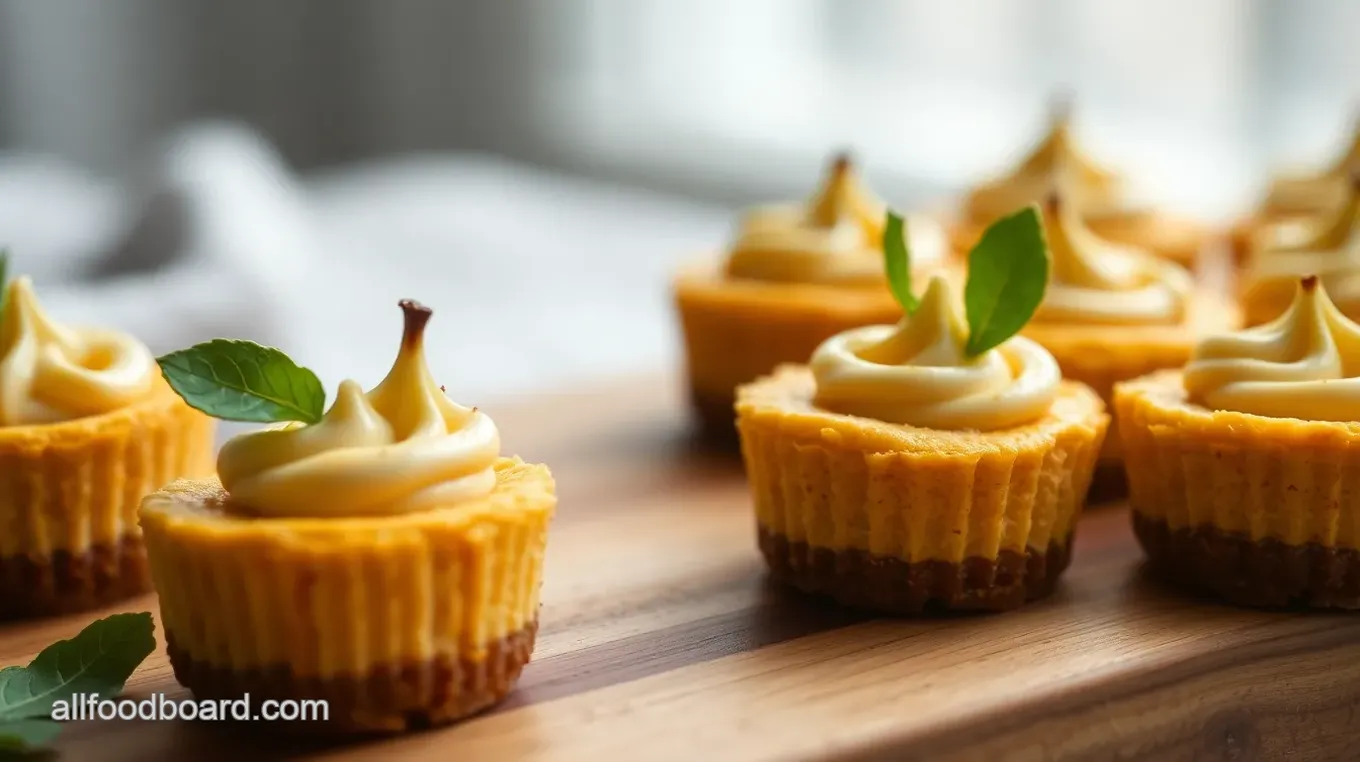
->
xmin=1238 ymin=170 xmax=1360 ymax=326
xmin=1231 ymin=117 xmax=1360 ymax=266
xmin=954 ymin=98 xmax=1206 ymax=269
xmin=673 ymin=152 xmax=957 ymax=443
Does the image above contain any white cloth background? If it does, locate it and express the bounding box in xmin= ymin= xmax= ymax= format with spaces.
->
xmin=0 ymin=122 xmax=734 ymax=436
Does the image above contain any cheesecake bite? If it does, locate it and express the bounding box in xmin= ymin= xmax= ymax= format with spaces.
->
xmin=0 ymin=272 xmax=215 ymax=619
xmin=737 ymin=206 xmax=1107 ymax=613
xmin=1118 ymin=275 xmax=1360 ymax=608
xmin=140 ymin=300 xmax=555 ymax=732
xmin=675 ymin=152 xmax=954 ymax=442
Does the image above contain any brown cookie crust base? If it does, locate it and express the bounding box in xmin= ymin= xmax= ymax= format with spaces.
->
xmin=0 ymin=535 xmax=150 ymax=621
xmin=166 ymin=622 xmax=538 ymax=734
xmin=759 ymin=527 xmax=1073 ymax=614
xmin=1134 ymin=513 xmax=1360 ymax=609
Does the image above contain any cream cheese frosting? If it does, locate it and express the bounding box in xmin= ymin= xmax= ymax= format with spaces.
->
xmin=1243 ymin=175 xmax=1360 ymax=319
xmin=1251 ymin=171 xmax=1359 ymax=257
xmin=1032 ymin=193 xmax=1193 ymax=326
xmin=725 ymin=154 xmax=943 ymax=285
xmin=965 ymin=101 xmax=1124 ymax=223
xmin=810 ymin=275 xmax=1059 ymax=431
xmin=1243 ymin=249 xmax=1360 ymax=312
xmin=1261 ymin=122 xmax=1360 ymax=218
xmin=0 ymin=276 xmax=157 ymax=426
xmin=216 ymin=300 xmax=501 ymax=518
xmin=1184 ymin=276 xmax=1360 ymax=421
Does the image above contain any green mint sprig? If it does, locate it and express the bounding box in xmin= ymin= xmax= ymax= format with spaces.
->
xmin=882 ymin=212 xmax=918 ymax=315
xmin=962 ymin=205 xmax=1049 ymax=356
xmin=0 ymin=257 xmax=325 ymax=426
xmin=157 ymin=339 xmax=326 ymax=424
xmin=880 ymin=204 xmax=1048 ymax=358
xmin=0 ymin=613 xmax=157 ymax=752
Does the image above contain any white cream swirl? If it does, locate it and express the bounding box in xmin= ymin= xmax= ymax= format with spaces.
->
xmin=810 ymin=275 xmax=1060 ymax=431
xmin=0 ymin=276 xmax=156 ymax=426
xmin=1252 ymin=172 xmax=1359 ymax=258
xmin=1262 ymin=125 xmax=1360 ymax=217
xmin=1034 ymin=192 xmax=1193 ymax=326
xmin=1184 ymin=276 xmax=1360 ymax=421
xmin=726 ymin=153 xmax=945 ymax=285
xmin=216 ymin=301 xmax=500 ymax=518
xmin=965 ymin=102 xmax=1125 ymax=223
xmin=1242 ymin=177 xmax=1360 ymax=324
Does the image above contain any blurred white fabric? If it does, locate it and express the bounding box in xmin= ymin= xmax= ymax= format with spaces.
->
xmin=0 ymin=123 xmax=318 ymax=354
xmin=0 ymin=122 xmax=733 ymax=427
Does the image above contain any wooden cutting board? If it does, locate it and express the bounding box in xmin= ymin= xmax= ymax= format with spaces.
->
xmin=4 ymin=373 xmax=1359 ymax=762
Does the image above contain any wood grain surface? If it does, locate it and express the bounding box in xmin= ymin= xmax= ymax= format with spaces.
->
xmin=4 ymin=373 xmax=1359 ymax=762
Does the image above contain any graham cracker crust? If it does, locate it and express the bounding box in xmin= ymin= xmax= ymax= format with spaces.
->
xmin=759 ymin=527 xmax=1073 ymax=614
xmin=1133 ymin=512 xmax=1360 ymax=609
xmin=166 ymin=621 xmax=538 ymax=734
xmin=0 ymin=535 xmax=150 ymax=620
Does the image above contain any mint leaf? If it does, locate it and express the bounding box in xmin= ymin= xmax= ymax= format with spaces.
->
xmin=0 ymin=612 xmax=155 ymax=722
xmin=157 ymin=339 xmax=326 ymax=424
xmin=882 ymin=211 xmax=918 ymax=315
xmin=963 ymin=205 xmax=1049 ymax=357
xmin=0 ymin=719 xmax=61 ymax=751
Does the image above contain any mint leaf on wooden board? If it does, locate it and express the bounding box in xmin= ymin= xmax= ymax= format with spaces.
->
xmin=882 ymin=211 xmax=918 ymax=315
xmin=158 ymin=339 xmax=326 ymax=424
xmin=0 ymin=612 xmax=155 ymax=722
xmin=0 ymin=613 xmax=155 ymax=753
xmin=963 ymin=204 xmax=1049 ymax=357
xmin=0 ymin=719 xmax=61 ymax=752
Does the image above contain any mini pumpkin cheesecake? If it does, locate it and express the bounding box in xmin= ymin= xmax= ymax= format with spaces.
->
xmin=1019 ymin=191 xmax=1239 ymax=494
xmin=1238 ymin=171 xmax=1360 ymax=326
xmin=674 ymin=152 xmax=952 ymax=442
xmin=0 ymin=275 xmax=215 ymax=619
xmin=140 ymin=301 xmax=555 ymax=733
xmin=1118 ymin=276 xmax=1360 ymax=608
xmin=956 ymin=100 xmax=1204 ymax=268
xmin=1231 ymin=120 xmax=1360 ymax=264
xmin=738 ymin=207 xmax=1107 ymax=613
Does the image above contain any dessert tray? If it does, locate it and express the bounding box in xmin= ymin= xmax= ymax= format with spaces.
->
xmin=2 ymin=373 xmax=1356 ymax=762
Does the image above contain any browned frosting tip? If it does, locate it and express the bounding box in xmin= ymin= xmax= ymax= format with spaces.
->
xmin=828 ymin=151 xmax=853 ymax=178
xmin=398 ymin=299 xmax=433 ymax=347
xmin=1042 ymin=188 xmax=1063 ymax=215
